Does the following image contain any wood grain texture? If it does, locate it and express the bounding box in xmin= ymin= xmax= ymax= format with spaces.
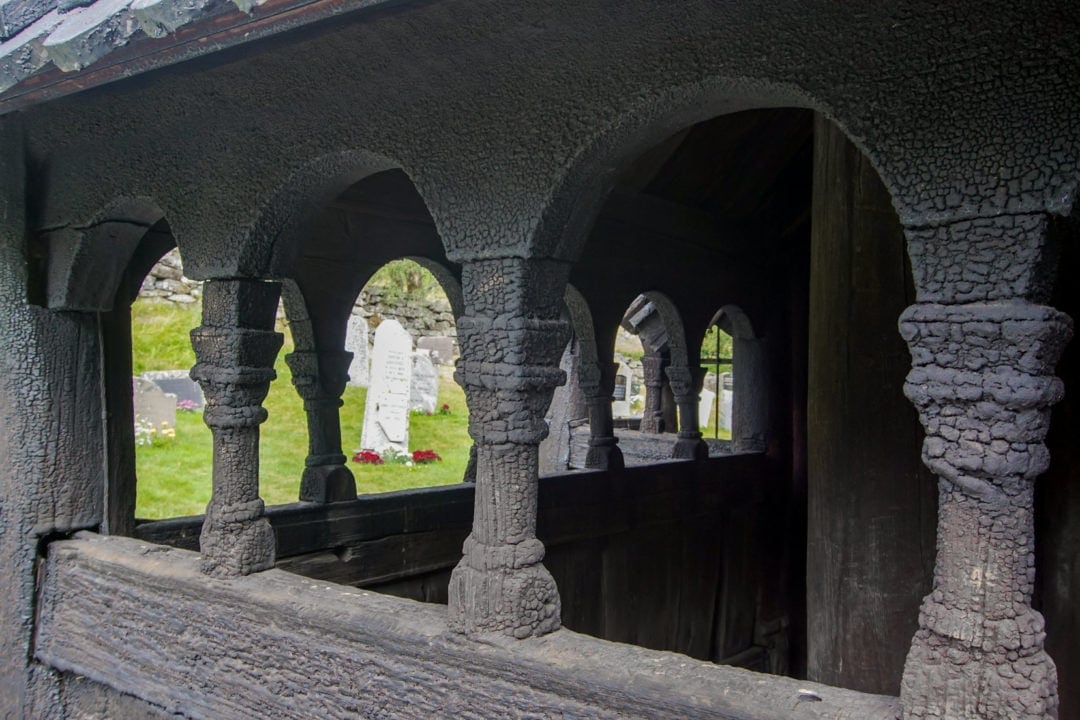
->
xmin=36 ymin=534 xmax=901 ymax=720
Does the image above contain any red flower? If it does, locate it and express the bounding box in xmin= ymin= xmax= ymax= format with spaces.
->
xmin=411 ymin=449 xmax=442 ymax=464
xmin=352 ymin=450 xmax=384 ymax=465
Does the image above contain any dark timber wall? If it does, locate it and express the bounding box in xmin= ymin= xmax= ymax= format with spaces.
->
xmin=805 ymin=118 xmax=937 ymax=694
xmin=136 ymin=456 xmax=784 ymax=669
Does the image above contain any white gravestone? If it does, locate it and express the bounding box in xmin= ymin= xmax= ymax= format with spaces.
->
xmin=719 ymin=372 xmax=734 ymax=433
xmin=699 ymin=387 xmax=716 ymax=427
xmin=345 ymin=314 xmax=370 ymax=387
xmin=360 ymin=320 xmax=413 ymax=455
xmin=409 ymin=350 xmax=440 ymax=414
xmin=611 ymin=362 xmax=634 ymax=417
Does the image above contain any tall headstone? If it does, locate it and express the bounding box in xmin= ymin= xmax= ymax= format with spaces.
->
xmin=409 ymin=350 xmax=440 ymax=414
xmin=360 ymin=320 xmax=412 ymax=455
xmin=719 ymin=371 xmax=734 ymax=433
xmin=699 ymin=387 xmax=716 ymax=427
xmin=345 ymin=314 xmax=370 ymax=387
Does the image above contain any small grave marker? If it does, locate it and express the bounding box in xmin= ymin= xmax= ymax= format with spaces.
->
xmin=417 ymin=335 xmax=456 ymax=365
xmin=133 ymin=377 xmax=176 ymax=437
xmin=142 ymin=369 xmax=204 ymax=409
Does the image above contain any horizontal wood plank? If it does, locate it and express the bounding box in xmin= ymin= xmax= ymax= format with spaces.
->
xmin=36 ymin=535 xmax=901 ymax=720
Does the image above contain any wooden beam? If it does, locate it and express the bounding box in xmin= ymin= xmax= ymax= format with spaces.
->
xmin=36 ymin=534 xmax=902 ymax=720
xmin=135 ymin=458 xmax=765 ymax=560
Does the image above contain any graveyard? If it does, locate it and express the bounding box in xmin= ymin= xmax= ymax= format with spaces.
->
xmin=131 ymin=281 xmax=471 ymax=518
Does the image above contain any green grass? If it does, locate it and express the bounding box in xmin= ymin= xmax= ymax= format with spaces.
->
xmin=132 ymin=300 xmax=471 ymax=519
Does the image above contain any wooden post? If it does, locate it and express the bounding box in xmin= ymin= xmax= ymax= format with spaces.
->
xmin=667 ymin=364 xmax=707 ymax=460
xmin=578 ymin=360 xmax=624 ymax=470
xmin=285 ymin=349 xmax=357 ymax=503
xmin=899 ymin=214 xmax=1069 ymax=720
xmin=190 ymin=279 xmax=283 ymax=577
xmin=447 ymin=257 xmax=569 ymax=638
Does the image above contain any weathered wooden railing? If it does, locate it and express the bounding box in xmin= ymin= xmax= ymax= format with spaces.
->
xmin=35 ymin=532 xmax=901 ymax=720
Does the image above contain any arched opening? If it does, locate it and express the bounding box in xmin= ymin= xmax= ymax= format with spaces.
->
xmin=551 ymin=107 xmax=933 ymax=685
xmin=699 ymin=304 xmax=767 ymax=454
xmin=338 ymin=256 xmax=469 ymax=492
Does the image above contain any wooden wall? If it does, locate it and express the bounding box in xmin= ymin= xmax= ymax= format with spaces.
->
xmin=137 ymin=455 xmax=788 ymax=669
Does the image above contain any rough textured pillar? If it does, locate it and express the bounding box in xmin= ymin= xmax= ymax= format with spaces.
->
xmin=667 ymin=364 xmax=707 ymax=460
xmin=899 ymin=214 xmax=1070 ymax=720
xmin=578 ymin=360 xmax=624 ymax=470
xmin=190 ymin=279 xmax=283 ymax=577
xmin=285 ymin=349 xmax=357 ymax=503
xmin=806 ymin=115 xmax=936 ymax=694
xmin=448 ymin=257 xmax=570 ymax=638
xmin=639 ymin=353 xmax=667 ymax=433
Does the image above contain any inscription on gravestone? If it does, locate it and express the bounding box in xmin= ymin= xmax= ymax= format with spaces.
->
xmin=611 ymin=362 xmax=634 ymax=417
xmin=360 ymin=320 xmax=412 ymax=455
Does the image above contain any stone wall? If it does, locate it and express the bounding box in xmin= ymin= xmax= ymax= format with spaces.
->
xmin=353 ymin=285 xmax=455 ymax=341
xmin=137 ymin=249 xmax=201 ymax=304
xmin=137 ymin=250 xmax=456 ymax=339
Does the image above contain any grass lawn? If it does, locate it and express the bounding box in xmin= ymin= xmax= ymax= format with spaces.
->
xmin=133 ymin=301 xmax=472 ymax=519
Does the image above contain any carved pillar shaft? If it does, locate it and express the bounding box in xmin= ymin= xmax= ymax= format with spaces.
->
xmin=639 ymin=353 xmax=666 ymax=434
xmin=189 ymin=279 xmax=283 ymax=577
xmin=899 ymin=215 xmax=1070 ymax=720
xmin=448 ymin=258 xmax=569 ymax=638
xmin=578 ymin=361 xmax=623 ymax=470
xmin=666 ymin=364 xmax=708 ymax=460
xmin=285 ymin=350 xmax=357 ymax=503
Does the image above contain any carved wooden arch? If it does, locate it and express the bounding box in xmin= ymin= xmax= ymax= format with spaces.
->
xmin=561 ymin=284 xmax=601 ymax=382
xmin=530 ymin=77 xmax=905 ymax=264
xmin=237 ymin=150 xmax=455 ymax=282
xmin=631 ymin=291 xmax=689 ymax=376
xmin=703 ymin=303 xmax=768 ymax=454
xmin=42 ymin=197 xmax=177 ymax=312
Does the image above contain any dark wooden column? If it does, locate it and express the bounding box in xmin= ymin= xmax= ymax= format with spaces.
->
xmin=285 ymin=349 xmax=357 ymax=503
xmin=579 ymin=360 xmax=624 ymax=470
xmin=190 ymin=279 xmax=283 ymax=576
xmin=639 ymin=353 xmax=667 ymax=433
xmin=447 ymin=257 xmax=569 ymax=638
xmin=667 ymin=364 xmax=707 ymax=460
xmin=899 ymin=213 xmax=1069 ymax=720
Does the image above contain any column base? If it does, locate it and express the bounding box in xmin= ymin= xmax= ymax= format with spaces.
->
xmin=299 ymin=464 xmax=357 ymax=503
xmin=900 ymin=608 xmax=1059 ymax=720
xmin=585 ymin=438 xmax=624 ymax=470
xmin=672 ymin=434 xmax=708 ymax=461
xmin=447 ymin=536 xmax=561 ymax=639
xmin=199 ymin=503 xmax=275 ymax=577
